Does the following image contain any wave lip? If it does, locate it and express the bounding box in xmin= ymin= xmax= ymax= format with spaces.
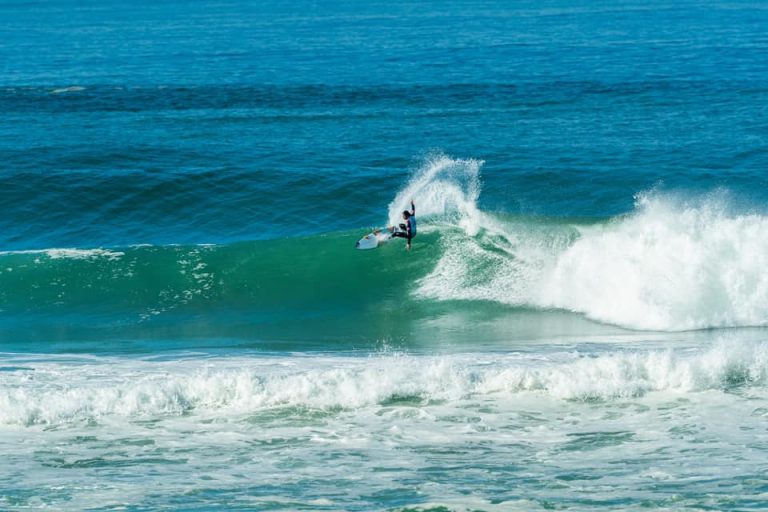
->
xmin=2 ymin=341 xmax=767 ymax=427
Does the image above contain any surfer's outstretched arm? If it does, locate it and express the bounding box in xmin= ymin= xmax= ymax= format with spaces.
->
xmin=410 ymin=200 xmax=415 ymax=216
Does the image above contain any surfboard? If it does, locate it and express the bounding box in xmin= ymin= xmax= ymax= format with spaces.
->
xmin=356 ymin=229 xmax=391 ymax=250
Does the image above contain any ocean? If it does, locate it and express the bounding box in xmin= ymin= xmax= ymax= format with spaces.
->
xmin=2 ymin=0 xmax=768 ymax=509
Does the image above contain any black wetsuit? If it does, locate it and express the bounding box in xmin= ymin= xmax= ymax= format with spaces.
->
xmin=392 ymin=202 xmax=416 ymax=243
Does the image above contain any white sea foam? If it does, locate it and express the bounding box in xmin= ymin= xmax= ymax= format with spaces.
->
xmin=2 ymin=341 xmax=766 ymax=427
xmin=0 ymin=248 xmax=124 ymax=260
xmin=406 ymin=156 xmax=768 ymax=330
xmin=538 ymin=192 xmax=768 ymax=330
xmin=50 ymin=86 xmax=85 ymax=94
xmin=45 ymin=248 xmax=125 ymax=260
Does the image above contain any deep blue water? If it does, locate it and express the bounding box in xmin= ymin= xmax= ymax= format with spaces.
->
xmin=2 ymin=1 xmax=768 ymax=510
xmin=1 ymin=0 xmax=767 ymax=250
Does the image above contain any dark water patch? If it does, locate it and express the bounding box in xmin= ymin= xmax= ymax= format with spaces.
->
xmin=361 ymin=487 xmax=425 ymax=510
xmin=668 ymin=423 xmax=705 ymax=438
xmin=0 ymin=366 xmax=34 ymax=372
xmin=43 ymin=456 xmax=188 ymax=469
xmin=1 ymin=80 xmax=765 ymax=113
xmin=243 ymin=407 xmax=341 ymax=427
xmin=394 ymin=507 xmax=456 ymax=512
xmin=380 ymin=394 xmax=429 ymax=407
xmin=722 ymin=363 xmax=762 ymax=388
xmin=555 ymin=472 xmax=603 ymax=482
xmin=559 ymin=431 xmax=636 ymax=452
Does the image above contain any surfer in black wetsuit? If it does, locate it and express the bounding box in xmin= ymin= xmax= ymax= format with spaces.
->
xmin=389 ymin=200 xmax=416 ymax=251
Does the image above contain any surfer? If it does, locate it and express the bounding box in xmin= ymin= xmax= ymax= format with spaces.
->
xmin=389 ymin=200 xmax=416 ymax=251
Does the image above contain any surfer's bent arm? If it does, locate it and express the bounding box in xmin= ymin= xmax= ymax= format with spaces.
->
xmin=410 ymin=200 xmax=415 ymax=217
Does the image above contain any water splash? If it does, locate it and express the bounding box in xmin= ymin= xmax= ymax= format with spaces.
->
xmin=387 ymin=154 xmax=484 ymax=235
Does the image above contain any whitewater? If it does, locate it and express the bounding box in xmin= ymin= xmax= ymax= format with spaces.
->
xmin=3 ymin=340 xmax=768 ymax=509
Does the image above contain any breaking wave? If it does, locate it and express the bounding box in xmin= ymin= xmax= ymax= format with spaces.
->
xmin=2 ymin=340 xmax=767 ymax=426
xmin=411 ymin=157 xmax=768 ymax=330
xmin=2 ymin=155 xmax=768 ymax=333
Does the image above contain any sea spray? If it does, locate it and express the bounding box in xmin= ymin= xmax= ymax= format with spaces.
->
xmin=387 ymin=155 xmax=484 ymax=235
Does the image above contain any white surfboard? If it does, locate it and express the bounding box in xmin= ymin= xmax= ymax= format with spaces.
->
xmin=356 ymin=230 xmax=391 ymax=250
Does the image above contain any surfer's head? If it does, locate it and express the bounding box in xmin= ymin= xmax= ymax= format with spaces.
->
xmin=402 ymin=210 xmax=411 ymax=219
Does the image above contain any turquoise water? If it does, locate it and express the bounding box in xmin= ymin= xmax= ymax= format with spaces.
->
xmin=2 ymin=0 xmax=768 ymax=510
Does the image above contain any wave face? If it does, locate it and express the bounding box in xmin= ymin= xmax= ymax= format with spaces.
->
xmin=2 ymin=158 xmax=768 ymax=338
